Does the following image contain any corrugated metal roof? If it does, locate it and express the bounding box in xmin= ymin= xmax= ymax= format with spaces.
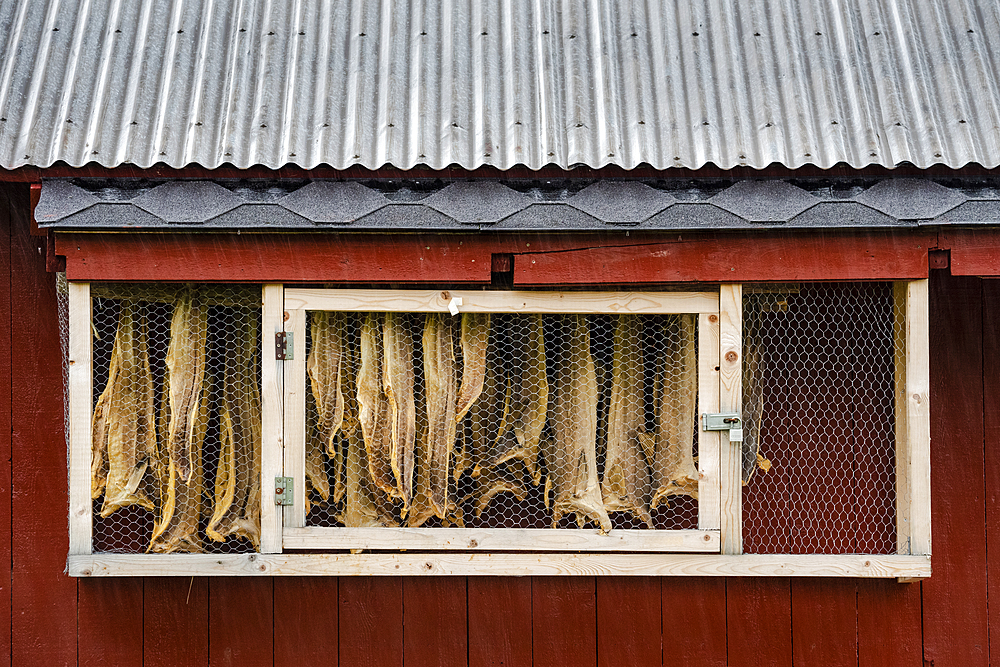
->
xmin=1 ymin=0 xmax=999 ymax=172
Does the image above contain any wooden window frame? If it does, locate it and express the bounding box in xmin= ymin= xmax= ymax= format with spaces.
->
xmin=66 ymin=282 xmax=931 ymax=579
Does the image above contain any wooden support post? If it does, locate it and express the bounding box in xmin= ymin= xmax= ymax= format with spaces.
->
xmin=68 ymin=282 xmax=92 ymax=555
xmin=719 ymin=285 xmax=743 ymax=555
xmin=895 ymin=280 xmax=930 ymax=558
xmin=283 ymin=308 xmax=307 ymax=528
xmin=260 ymin=284 xmax=284 ymax=554
xmin=698 ymin=312 xmax=722 ymax=531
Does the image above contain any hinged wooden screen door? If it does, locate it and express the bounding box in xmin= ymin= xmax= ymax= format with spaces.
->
xmin=276 ymin=288 xmax=727 ymax=554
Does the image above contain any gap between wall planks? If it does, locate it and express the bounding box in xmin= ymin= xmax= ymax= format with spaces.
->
xmin=53 ymin=230 xmax=935 ymax=284
xmin=922 ymin=273 xmax=988 ymax=666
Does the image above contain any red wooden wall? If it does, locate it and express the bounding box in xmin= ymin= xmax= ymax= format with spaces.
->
xmin=2 ymin=181 xmax=999 ymax=665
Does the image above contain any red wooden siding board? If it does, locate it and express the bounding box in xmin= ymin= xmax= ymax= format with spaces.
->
xmin=0 ymin=186 xmax=14 ymax=667
xmin=983 ymin=279 xmax=1000 ymax=665
xmin=790 ymin=579 xmax=857 ymax=667
xmin=339 ymin=578 xmax=403 ymax=667
xmin=533 ymin=577 xmax=597 ymax=667
xmin=941 ymin=229 xmax=1000 ymax=276
xmin=9 ymin=183 xmax=77 ymax=666
xmin=726 ymin=578 xmax=792 ymax=667
xmin=403 ymin=577 xmax=469 ymax=667
xmin=596 ymin=577 xmax=660 ymax=667
xmin=143 ymin=577 xmax=209 ymax=667
xmin=514 ymin=233 xmax=933 ymax=285
xmin=55 ymin=231 xmax=937 ymax=284
xmin=922 ymin=273 xmax=988 ymax=666
xmin=273 ymin=578 xmax=339 ymax=667
xmin=209 ymin=578 xmax=274 ymax=667
xmin=468 ymin=578 xmax=532 ymax=667
xmin=857 ymin=579 xmax=923 ymax=666
xmin=661 ymin=578 xmax=726 ymax=667
xmin=78 ymin=580 xmax=143 ymax=667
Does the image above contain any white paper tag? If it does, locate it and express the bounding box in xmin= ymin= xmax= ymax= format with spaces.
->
xmin=448 ymin=296 xmax=463 ymax=315
xmin=728 ymin=428 xmax=744 ymax=442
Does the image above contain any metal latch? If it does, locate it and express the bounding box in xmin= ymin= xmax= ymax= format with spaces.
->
xmin=274 ymin=477 xmax=293 ymax=506
xmin=702 ymin=412 xmax=744 ymax=442
xmin=275 ymin=332 xmax=294 ymax=360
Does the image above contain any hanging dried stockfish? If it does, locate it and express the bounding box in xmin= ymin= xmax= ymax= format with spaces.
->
xmin=471 ymin=461 xmax=529 ymax=518
xmin=601 ymin=315 xmax=653 ymax=528
xmin=163 ymin=293 xmax=208 ymax=485
xmin=420 ymin=314 xmax=458 ymax=518
xmin=545 ymin=315 xmax=612 ymax=532
xmin=150 ymin=377 xmax=210 ymax=553
xmin=383 ymin=313 xmax=417 ymax=512
xmin=339 ymin=429 xmax=397 ymax=527
xmin=453 ymin=313 xmax=490 ymax=479
xmin=357 ymin=313 xmax=396 ymax=497
xmin=650 ymin=315 xmax=699 ymax=507
xmin=473 ymin=314 xmax=548 ymax=486
xmin=304 ymin=394 xmax=331 ymax=511
xmin=206 ymin=309 xmax=262 ymax=547
xmin=95 ymin=303 xmax=157 ymax=517
xmin=150 ymin=293 xmax=209 ymax=553
xmin=307 ymin=312 xmax=354 ymax=505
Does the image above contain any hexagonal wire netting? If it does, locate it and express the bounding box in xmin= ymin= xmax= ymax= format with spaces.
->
xmin=85 ymin=283 xmax=262 ymax=554
xmin=303 ymin=311 xmax=701 ymax=532
xmin=741 ymin=282 xmax=901 ymax=555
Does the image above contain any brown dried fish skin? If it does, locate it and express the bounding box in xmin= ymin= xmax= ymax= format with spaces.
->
xmin=383 ymin=313 xmax=417 ymax=510
xmin=98 ymin=303 xmax=157 ymax=517
xmin=509 ymin=314 xmax=548 ymax=484
xmin=357 ymin=313 xmax=397 ymax=496
xmin=307 ymin=311 xmax=346 ymax=454
xmin=340 ymin=430 xmax=398 ymax=528
xmin=601 ymin=315 xmax=653 ymax=528
xmin=547 ymin=315 xmax=612 ymax=533
xmin=650 ymin=315 xmax=700 ymax=507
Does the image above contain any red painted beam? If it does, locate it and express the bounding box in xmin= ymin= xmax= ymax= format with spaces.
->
xmin=56 ymin=230 xmax=938 ymax=284
xmin=941 ymin=229 xmax=1000 ymax=276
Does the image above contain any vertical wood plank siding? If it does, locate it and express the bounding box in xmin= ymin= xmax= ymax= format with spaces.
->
xmin=3 ymin=184 xmax=1000 ymax=665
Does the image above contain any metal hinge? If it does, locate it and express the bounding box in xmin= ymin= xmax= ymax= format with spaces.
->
xmin=701 ymin=412 xmax=744 ymax=442
xmin=274 ymin=331 xmax=294 ymax=360
xmin=274 ymin=477 xmax=293 ymax=506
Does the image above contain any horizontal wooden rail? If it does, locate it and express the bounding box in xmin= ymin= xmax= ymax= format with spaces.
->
xmin=283 ymin=288 xmax=720 ymax=314
xmin=282 ymin=527 xmax=720 ymax=552
xmin=68 ymin=553 xmax=931 ymax=579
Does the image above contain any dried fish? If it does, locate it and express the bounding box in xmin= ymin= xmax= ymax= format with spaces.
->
xmin=308 ymin=311 xmax=347 ymax=454
xmin=150 ymin=292 xmax=209 ymax=553
xmin=650 ymin=315 xmax=700 ymax=507
xmin=453 ymin=313 xmax=490 ymax=480
xmin=474 ymin=314 xmax=548 ymax=483
xmin=96 ymin=303 xmax=157 ymax=517
xmin=383 ymin=313 xmax=417 ymax=511
xmin=339 ymin=429 xmax=397 ymax=528
xmin=357 ymin=313 xmax=396 ymax=496
xmin=163 ymin=292 xmax=208 ymax=485
xmin=471 ymin=460 xmax=529 ymax=518
xmin=601 ymin=315 xmax=653 ymax=527
xmin=150 ymin=376 xmax=209 ymax=553
xmin=206 ymin=309 xmax=262 ymax=547
xmin=422 ymin=314 xmax=458 ymax=518
xmin=546 ymin=315 xmax=612 ymax=532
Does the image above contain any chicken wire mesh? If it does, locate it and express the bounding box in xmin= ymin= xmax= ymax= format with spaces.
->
xmin=741 ymin=282 xmax=901 ymax=555
xmin=87 ymin=284 xmax=262 ymax=554
xmin=302 ymin=312 xmax=701 ymax=532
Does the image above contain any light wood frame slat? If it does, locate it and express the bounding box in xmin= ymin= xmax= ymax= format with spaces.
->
xmin=698 ymin=312 xmax=722 ymax=530
xmin=283 ymin=527 xmax=719 ymax=552
xmin=284 ymin=288 xmax=719 ymax=314
xmin=718 ymin=284 xmax=743 ymax=555
xmin=67 ymin=553 xmax=931 ymax=578
xmin=896 ymin=280 xmax=931 ymax=558
xmin=283 ymin=308 xmax=307 ymax=528
xmin=68 ymin=282 xmax=92 ymax=555
xmin=260 ymin=284 xmax=284 ymax=553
